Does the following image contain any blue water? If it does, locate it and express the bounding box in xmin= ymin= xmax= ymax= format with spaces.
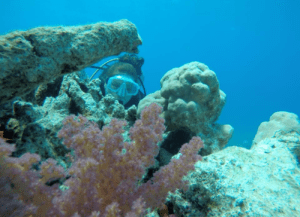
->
xmin=1 ymin=0 xmax=299 ymax=148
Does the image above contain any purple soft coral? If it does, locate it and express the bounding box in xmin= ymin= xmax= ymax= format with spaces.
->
xmin=0 ymin=103 xmax=203 ymax=217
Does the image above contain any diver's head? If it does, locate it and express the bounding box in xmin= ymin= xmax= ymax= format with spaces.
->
xmin=101 ymin=62 xmax=141 ymax=105
xmin=104 ymin=74 xmax=140 ymax=105
xmin=99 ymin=54 xmax=145 ymax=105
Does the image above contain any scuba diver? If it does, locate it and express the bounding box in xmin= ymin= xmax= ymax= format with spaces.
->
xmin=89 ymin=53 xmax=146 ymax=108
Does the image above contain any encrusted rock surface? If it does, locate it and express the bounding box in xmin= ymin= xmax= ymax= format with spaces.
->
xmin=0 ymin=19 xmax=142 ymax=105
xmin=1 ymin=70 xmax=127 ymax=161
xmin=168 ymin=111 xmax=300 ymax=217
xmin=252 ymin=111 xmax=300 ymax=160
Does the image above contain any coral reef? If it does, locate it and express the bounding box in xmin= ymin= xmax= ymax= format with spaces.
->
xmin=0 ymin=19 xmax=142 ymax=105
xmin=1 ymin=19 xmax=298 ymax=217
xmin=0 ymin=103 xmax=204 ymax=216
xmin=167 ymin=111 xmax=300 ymax=217
xmin=0 ymin=63 xmax=205 ymax=216
xmin=138 ymin=62 xmax=234 ymax=155
xmin=0 ymin=70 xmax=127 ymax=161
xmin=252 ymin=111 xmax=300 ymax=160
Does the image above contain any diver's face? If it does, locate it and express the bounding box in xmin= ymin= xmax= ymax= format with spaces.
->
xmin=104 ymin=83 xmax=133 ymax=105
xmin=104 ymin=74 xmax=140 ymax=105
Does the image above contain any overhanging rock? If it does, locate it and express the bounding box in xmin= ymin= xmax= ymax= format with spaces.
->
xmin=0 ymin=19 xmax=142 ymax=105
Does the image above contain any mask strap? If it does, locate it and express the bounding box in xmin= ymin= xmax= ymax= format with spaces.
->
xmin=89 ymin=58 xmax=119 ymax=81
xmin=138 ymin=76 xmax=146 ymax=96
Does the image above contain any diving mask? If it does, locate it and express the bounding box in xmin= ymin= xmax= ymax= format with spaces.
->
xmin=105 ymin=75 xmax=140 ymax=104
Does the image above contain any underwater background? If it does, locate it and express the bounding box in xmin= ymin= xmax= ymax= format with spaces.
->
xmin=1 ymin=0 xmax=299 ymax=148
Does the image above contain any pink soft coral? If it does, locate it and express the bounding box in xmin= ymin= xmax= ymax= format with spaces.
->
xmin=0 ymin=103 xmax=203 ymax=217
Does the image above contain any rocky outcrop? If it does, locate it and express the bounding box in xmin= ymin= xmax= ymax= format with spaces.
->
xmin=0 ymin=19 xmax=142 ymax=105
xmin=2 ymin=70 xmax=128 ymax=162
xmin=168 ymin=111 xmax=300 ymax=217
